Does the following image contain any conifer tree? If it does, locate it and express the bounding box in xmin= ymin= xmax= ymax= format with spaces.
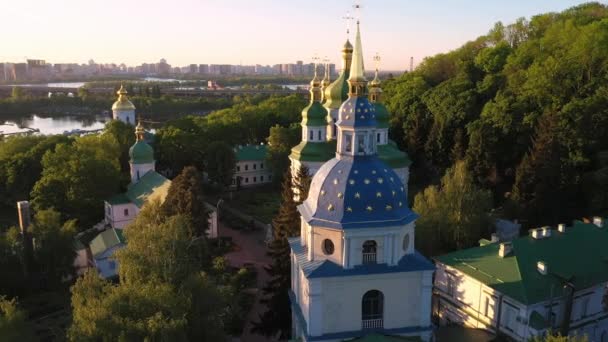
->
xmin=252 ymin=170 xmax=308 ymax=339
xmin=511 ymin=114 xmax=566 ymax=227
xmin=294 ymin=165 xmax=312 ymax=202
xmin=162 ymin=166 xmax=209 ymax=236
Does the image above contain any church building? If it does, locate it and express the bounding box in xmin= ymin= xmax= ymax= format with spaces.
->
xmin=289 ymin=22 xmax=435 ymax=342
xmin=289 ymin=32 xmax=411 ymax=192
xmin=111 ymin=85 xmax=136 ymax=125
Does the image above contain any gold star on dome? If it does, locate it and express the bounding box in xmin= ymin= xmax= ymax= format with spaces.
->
xmin=360 ymin=115 xmax=365 ymax=119
xmin=376 ymin=192 xmax=382 ymax=198
xmin=354 ymin=170 xmax=359 ymax=174
xmin=349 ymin=179 xmax=355 ymax=185
xmin=338 ymin=169 xmax=343 ymax=174
xmin=377 ymin=178 xmax=384 ymax=184
xmin=386 ymin=205 xmax=393 ymax=211
xmin=355 ymin=192 xmax=361 ymax=199
xmin=364 ymin=108 xmax=368 ymax=113
xmin=364 ymin=179 xmax=370 ymax=184
xmin=350 ymin=108 xmax=353 ymax=113
xmin=372 ymin=115 xmax=376 ymax=119
xmin=372 ymin=170 xmax=376 ymax=174
xmin=366 ymin=205 xmax=373 ymax=212
xmin=400 ymin=186 xmax=404 ymax=192
xmin=337 ymin=192 xmax=343 ymax=199
xmin=345 ymin=115 xmax=350 ymax=119
xmin=399 ymin=201 xmax=403 ymax=207
xmin=333 ymin=178 xmax=339 ymax=185
xmin=328 ymin=204 xmax=335 ymax=211
xmin=357 ymin=108 xmax=361 ymax=113
xmin=384 ymin=169 xmax=388 ymax=172
xmin=390 ymin=177 xmax=394 ymax=182
xmin=359 ymin=103 xmax=364 ymax=107
xmin=392 ymin=190 xmax=396 ymax=196
xmin=321 ymin=189 xmax=326 ymax=196
xmin=346 ymin=207 xmax=353 ymax=212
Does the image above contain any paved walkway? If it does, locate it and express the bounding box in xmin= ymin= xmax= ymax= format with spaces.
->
xmin=220 ymin=222 xmax=275 ymax=342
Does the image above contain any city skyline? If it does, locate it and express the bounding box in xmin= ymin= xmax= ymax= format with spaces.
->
xmin=1 ymin=0 xmax=592 ymax=71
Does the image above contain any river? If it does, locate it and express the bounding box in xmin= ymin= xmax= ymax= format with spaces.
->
xmin=0 ymin=114 xmax=110 ymax=136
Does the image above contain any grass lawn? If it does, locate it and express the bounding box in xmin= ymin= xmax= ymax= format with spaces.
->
xmin=226 ymin=185 xmax=281 ymax=224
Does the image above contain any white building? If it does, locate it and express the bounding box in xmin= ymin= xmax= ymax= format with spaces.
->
xmin=111 ymin=85 xmax=136 ymax=125
xmin=104 ymin=123 xmax=218 ymax=237
xmin=434 ymin=219 xmax=608 ymax=342
xmin=289 ymin=22 xmax=435 ymax=342
xmin=232 ymin=144 xmax=273 ymax=188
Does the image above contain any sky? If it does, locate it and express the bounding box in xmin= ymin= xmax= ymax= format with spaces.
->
xmin=0 ymin=0 xmax=593 ymax=70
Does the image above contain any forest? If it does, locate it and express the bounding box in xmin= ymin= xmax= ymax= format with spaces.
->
xmin=383 ymin=2 xmax=608 ymax=232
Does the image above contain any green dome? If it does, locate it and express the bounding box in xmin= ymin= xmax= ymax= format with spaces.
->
xmin=290 ymin=140 xmax=336 ymax=162
xmin=374 ymin=103 xmax=390 ymax=129
xmin=323 ymin=70 xmax=350 ymax=110
xmin=302 ymin=102 xmax=327 ymax=127
xmin=129 ymin=141 xmax=154 ymax=164
xmin=378 ymin=141 xmax=412 ymax=168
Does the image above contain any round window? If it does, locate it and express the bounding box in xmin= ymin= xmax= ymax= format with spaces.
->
xmin=322 ymin=239 xmax=335 ymax=255
xmin=402 ymin=233 xmax=410 ymax=252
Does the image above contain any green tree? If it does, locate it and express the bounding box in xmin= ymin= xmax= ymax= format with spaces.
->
xmin=414 ymin=161 xmax=493 ymax=256
xmin=266 ymin=124 xmax=300 ymax=185
xmin=529 ymin=332 xmax=588 ymax=342
xmin=161 ymin=166 xmax=210 ymax=237
xmin=0 ymin=296 xmax=37 ymax=342
xmin=30 ymin=208 xmax=78 ymax=287
xmin=204 ymin=141 xmax=236 ymax=188
xmin=31 ymin=134 xmax=121 ymax=227
xmin=252 ymin=171 xmax=307 ymax=339
xmin=103 ymin=120 xmax=135 ymax=173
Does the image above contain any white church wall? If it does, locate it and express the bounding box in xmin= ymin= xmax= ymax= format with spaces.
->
xmin=316 ymin=271 xmax=429 ymax=335
xmin=113 ymin=110 xmax=135 ymax=125
xmin=106 ymin=202 xmax=139 ymax=229
xmin=130 ymin=163 xmax=155 ymax=183
xmin=311 ymin=227 xmax=343 ymax=266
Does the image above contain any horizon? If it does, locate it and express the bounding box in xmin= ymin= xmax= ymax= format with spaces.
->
xmin=1 ymin=0 xmax=593 ymax=71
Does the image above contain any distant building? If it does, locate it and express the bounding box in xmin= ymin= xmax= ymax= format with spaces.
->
xmin=189 ymin=64 xmax=198 ymax=74
xmin=111 ymin=85 xmax=136 ymax=125
xmin=433 ymin=218 xmax=608 ymax=342
xmin=199 ymin=64 xmax=209 ymax=74
xmin=12 ymin=63 xmax=27 ymax=81
xmin=232 ymin=144 xmax=272 ymax=188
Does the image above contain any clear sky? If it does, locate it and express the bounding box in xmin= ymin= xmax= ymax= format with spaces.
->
xmin=0 ymin=0 xmax=591 ymax=70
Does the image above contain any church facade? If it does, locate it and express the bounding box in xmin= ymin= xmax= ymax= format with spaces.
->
xmin=289 ymin=22 xmax=434 ymax=342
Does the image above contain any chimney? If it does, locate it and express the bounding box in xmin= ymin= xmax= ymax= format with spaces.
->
xmin=498 ymin=242 xmax=512 ymax=258
xmin=557 ymin=223 xmax=566 ymax=233
xmin=17 ymin=201 xmax=31 ymax=233
xmin=537 ymin=261 xmax=548 ymax=275
xmin=593 ymin=216 xmax=604 ymax=228
xmin=491 ymin=233 xmax=499 ymax=243
xmin=531 ymin=228 xmax=542 ymax=239
xmin=542 ymin=226 xmax=552 ymax=238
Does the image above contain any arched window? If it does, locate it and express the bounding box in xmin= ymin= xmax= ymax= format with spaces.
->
xmin=310 ymin=130 xmax=314 ymax=140
xmin=318 ymin=130 xmax=322 ymax=141
xmin=362 ymin=240 xmax=377 ymax=264
xmin=362 ymin=290 xmax=384 ymax=329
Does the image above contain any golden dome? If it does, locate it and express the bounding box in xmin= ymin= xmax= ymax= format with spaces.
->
xmin=111 ymin=85 xmax=136 ymax=111
xmin=343 ymin=39 xmax=353 ymax=52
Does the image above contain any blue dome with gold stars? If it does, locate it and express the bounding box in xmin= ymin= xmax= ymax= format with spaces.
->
xmin=337 ymin=96 xmax=377 ymax=128
xmin=299 ymin=155 xmax=417 ymax=229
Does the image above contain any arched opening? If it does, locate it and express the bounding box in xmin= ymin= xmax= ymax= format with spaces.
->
xmin=362 ymin=240 xmax=377 ymax=264
xmin=362 ymin=290 xmax=384 ymax=329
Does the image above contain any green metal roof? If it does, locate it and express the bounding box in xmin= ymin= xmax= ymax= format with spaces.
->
xmin=302 ymin=102 xmax=328 ymax=127
xmin=129 ymin=141 xmax=154 ymax=164
xmin=374 ymin=103 xmax=390 ymax=129
xmin=378 ymin=141 xmax=412 ymax=168
xmin=290 ymin=140 xmax=336 ymax=162
xmin=90 ymin=228 xmax=126 ymax=257
xmin=436 ymin=220 xmax=608 ymax=305
xmin=235 ymin=144 xmax=268 ymax=161
xmin=125 ymin=171 xmax=171 ymax=208
xmin=107 ymin=193 xmax=130 ymax=205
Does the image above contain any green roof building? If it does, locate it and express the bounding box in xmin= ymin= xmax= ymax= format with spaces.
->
xmin=233 ymin=144 xmax=273 ymax=188
xmin=433 ymin=219 xmax=608 ymax=342
xmin=290 ymin=66 xmax=336 ymax=183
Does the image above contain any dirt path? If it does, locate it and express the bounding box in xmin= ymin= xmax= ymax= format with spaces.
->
xmin=220 ymin=223 xmax=275 ymax=342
